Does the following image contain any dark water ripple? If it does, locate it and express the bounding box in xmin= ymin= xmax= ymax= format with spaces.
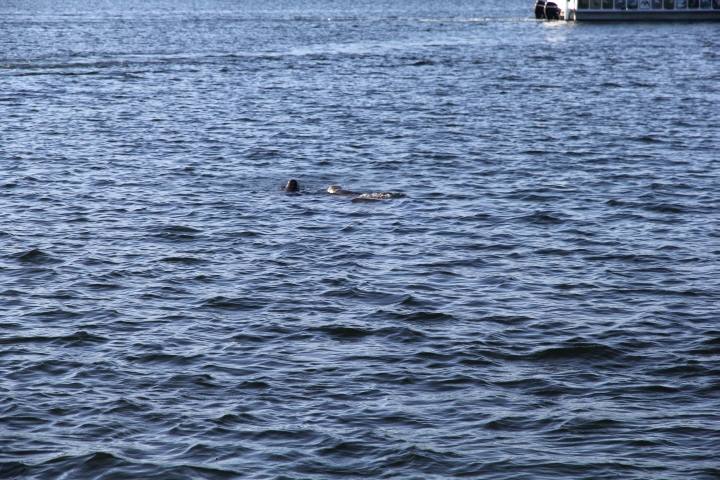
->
xmin=2 ymin=0 xmax=720 ymax=479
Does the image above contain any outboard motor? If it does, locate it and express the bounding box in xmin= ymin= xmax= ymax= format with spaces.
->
xmin=544 ymin=1 xmax=561 ymax=19
xmin=534 ymin=0 xmax=547 ymax=18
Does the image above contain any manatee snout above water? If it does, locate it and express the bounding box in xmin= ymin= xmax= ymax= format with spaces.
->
xmin=327 ymin=185 xmax=358 ymax=196
xmin=328 ymin=184 xmax=400 ymax=202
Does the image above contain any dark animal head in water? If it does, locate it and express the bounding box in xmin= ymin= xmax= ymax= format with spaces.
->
xmin=284 ymin=179 xmax=299 ymax=192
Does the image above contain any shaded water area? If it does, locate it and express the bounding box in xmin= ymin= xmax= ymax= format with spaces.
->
xmin=1 ymin=0 xmax=719 ymax=478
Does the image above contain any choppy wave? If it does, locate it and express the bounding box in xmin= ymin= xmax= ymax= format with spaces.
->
xmin=1 ymin=0 xmax=719 ymax=478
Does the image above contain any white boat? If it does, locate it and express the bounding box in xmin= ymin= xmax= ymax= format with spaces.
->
xmin=535 ymin=0 xmax=720 ymax=20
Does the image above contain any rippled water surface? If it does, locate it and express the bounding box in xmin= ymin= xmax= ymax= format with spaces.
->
xmin=2 ymin=1 xmax=720 ymax=478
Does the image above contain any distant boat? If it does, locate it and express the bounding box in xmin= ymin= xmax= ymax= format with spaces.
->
xmin=535 ymin=0 xmax=720 ymax=20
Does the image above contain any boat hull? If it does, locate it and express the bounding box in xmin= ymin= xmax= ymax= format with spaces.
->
xmin=567 ymin=9 xmax=720 ymax=20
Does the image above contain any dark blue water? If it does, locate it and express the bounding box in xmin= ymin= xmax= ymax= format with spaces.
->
xmin=2 ymin=1 xmax=719 ymax=478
